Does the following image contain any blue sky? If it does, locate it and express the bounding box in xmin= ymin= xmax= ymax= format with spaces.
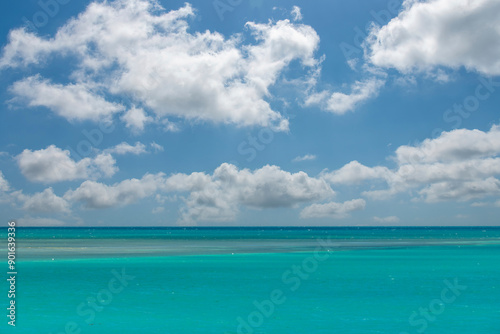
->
xmin=0 ymin=0 xmax=499 ymax=226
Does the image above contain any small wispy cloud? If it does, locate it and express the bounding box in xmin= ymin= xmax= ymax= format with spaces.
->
xmin=306 ymin=78 xmax=385 ymax=114
xmin=150 ymin=142 xmax=164 ymax=153
xmin=162 ymin=119 xmax=180 ymax=133
xmin=291 ymin=6 xmax=303 ymax=21
xmin=293 ymin=154 xmax=316 ymax=162
xmin=104 ymin=142 xmax=147 ymax=155
xmin=104 ymin=142 xmax=164 ymax=155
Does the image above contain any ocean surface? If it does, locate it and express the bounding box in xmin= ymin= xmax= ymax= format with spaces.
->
xmin=1 ymin=227 xmax=499 ymax=333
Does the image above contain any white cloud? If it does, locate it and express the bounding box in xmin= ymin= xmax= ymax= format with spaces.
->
xmin=418 ymin=178 xmax=500 ymax=202
xmin=0 ymin=171 xmax=11 ymax=205
xmin=215 ymin=163 xmax=333 ymax=209
xmin=325 ymin=125 xmax=500 ymax=203
xmin=366 ymin=0 xmax=500 ymax=76
xmin=0 ymin=171 xmax=10 ymax=192
xmin=373 ymin=216 xmax=400 ymax=223
xmin=18 ymin=188 xmax=70 ymax=213
xmin=16 ymin=145 xmax=117 ymax=183
xmin=166 ymin=163 xmax=334 ymax=224
xmin=300 ymin=199 xmax=366 ymax=219
xmin=322 ymin=160 xmax=391 ymax=184
xmin=291 ymin=6 xmax=303 ymax=21
xmin=105 ymin=142 xmax=147 ymax=155
xmin=293 ymin=154 xmax=316 ymax=162
xmin=1 ymin=1 xmax=322 ymax=130
xmin=0 ymin=27 xmax=54 ymax=68
xmin=65 ymin=163 xmax=334 ymax=224
xmin=306 ymin=78 xmax=385 ymax=114
xmin=163 ymin=172 xmax=212 ymax=193
xmin=10 ymin=75 xmax=124 ymax=122
xmin=394 ymin=158 xmax=500 ymax=186
xmin=306 ymin=0 xmax=500 ymax=116
xmin=121 ymin=107 xmax=152 ymax=133
xmin=64 ymin=173 xmax=164 ymax=209
xmin=102 ymin=141 xmax=163 ymax=155
xmin=395 ymin=125 xmax=500 ymax=164
xmin=91 ymin=153 xmax=117 ymax=178
xmin=162 ymin=119 xmax=180 ymax=132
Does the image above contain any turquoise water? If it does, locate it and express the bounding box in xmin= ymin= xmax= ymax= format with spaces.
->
xmin=1 ymin=227 xmax=499 ymax=333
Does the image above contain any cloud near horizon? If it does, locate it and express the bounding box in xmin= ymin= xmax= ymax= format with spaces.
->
xmin=64 ymin=163 xmax=335 ymax=224
xmin=3 ymin=124 xmax=499 ymax=224
xmin=324 ymin=125 xmax=500 ymax=203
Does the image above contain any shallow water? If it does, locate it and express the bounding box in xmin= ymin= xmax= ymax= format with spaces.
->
xmin=1 ymin=227 xmax=499 ymax=333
